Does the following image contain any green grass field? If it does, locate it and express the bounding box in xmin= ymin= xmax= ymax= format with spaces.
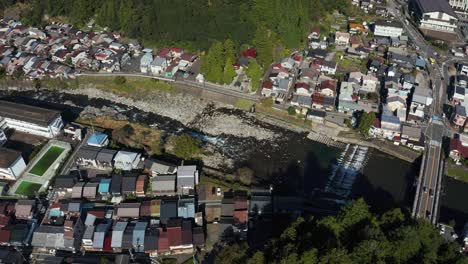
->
xmin=29 ymin=146 xmax=65 ymax=176
xmin=15 ymin=181 xmax=42 ymax=195
xmin=447 ymin=168 xmax=468 ymax=182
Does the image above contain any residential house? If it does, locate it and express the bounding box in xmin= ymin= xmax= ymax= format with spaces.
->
xmin=111 ymin=221 xmax=128 ymax=252
xmin=82 ymin=182 xmax=98 ymax=200
xmin=281 ymin=57 xmax=295 ymax=70
xmin=177 ymin=165 xmax=198 ymax=194
xmin=160 ymin=200 xmax=178 ymax=224
xmin=452 ymin=104 xmax=467 ymax=127
xmin=360 ymin=74 xmax=379 ymax=93
xmin=152 ymin=175 xmax=176 ymax=196
xmin=338 ymin=81 xmax=359 ymax=114
xmin=15 ymin=200 xmax=35 ymax=220
xmin=133 ymin=222 xmax=147 ymax=252
xmin=71 ymin=182 xmax=85 ymax=199
xmin=306 ymin=109 xmax=327 ymax=123
xmin=116 ymin=203 xmax=140 ymax=219
xmin=98 ymin=178 xmax=111 ymax=199
xmin=146 ymin=160 xmax=177 ymax=176
xmin=291 ymin=95 xmax=313 ymax=109
xmin=150 ymin=56 xmax=167 ymax=75
xmin=321 ymin=60 xmax=337 ymax=75
xmin=261 ymin=81 xmax=273 ymax=97
xmin=0 ymin=148 xmax=26 ymax=180
xmin=87 ymin=133 xmax=109 ymax=147
xmin=380 ymin=114 xmax=401 ymax=139
xmin=140 ymin=52 xmax=153 ymax=73
xmin=335 ymin=32 xmax=350 ymax=46
xmin=136 ymin=175 xmax=146 ymax=197
xmin=122 ymin=176 xmax=137 ymax=196
xmin=450 ymin=134 xmax=468 ymax=161
xmin=308 ymin=27 xmax=321 ymax=40
xmin=178 ymin=198 xmax=195 ymax=219
xmin=113 ymin=151 xmax=141 ymax=171
xmin=110 ymin=174 xmax=123 ymax=196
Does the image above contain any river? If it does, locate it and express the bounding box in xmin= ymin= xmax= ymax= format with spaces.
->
xmin=1 ymin=90 xmax=467 ymax=227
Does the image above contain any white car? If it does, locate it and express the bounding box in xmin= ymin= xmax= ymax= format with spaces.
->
xmin=216 ymin=187 xmax=222 ymax=196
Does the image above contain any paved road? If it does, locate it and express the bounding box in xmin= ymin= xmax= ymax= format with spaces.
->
xmin=415 ymin=121 xmax=444 ymax=222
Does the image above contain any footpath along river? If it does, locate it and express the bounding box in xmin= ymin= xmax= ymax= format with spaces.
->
xmin=1 ymin=89 xmax=467 ymax=229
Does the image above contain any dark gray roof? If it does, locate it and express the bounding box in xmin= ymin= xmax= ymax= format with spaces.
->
xmin=0 ymin=100 xmax=61 ymax=127
xmin=121 ymin=176 xmax=136 ymax=193
xmin=96 ymin=148 xmax=117 ymax=163
xmin=307 ymin=109 xmax=327 ymax=118
xmin=144 ymin=227 xmax=158 ymax=251
xmin=0 ymin=148 xmax=22 ymax=168
xmin=111 ymin=174 xmax=122 ymax=194
xmin=456 ymin=104 xmax=467 ymax=116
xmin=76 ymin=146 xmax=100 ymax=160
xmin=414 ymin=0 xmax=457 ymax=17
xmin=160 ymin=200 xmax=177 ymax=222
xmin=375 ymin=20 xmax=403 ymax=28
xmin=54 ymin=175 xmax=76 ymax=188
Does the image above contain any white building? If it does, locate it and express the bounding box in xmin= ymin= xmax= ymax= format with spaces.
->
xmin=140 ymin=51 xmax=153 ymax=73
xmin=0 ymin=101 xmax=63 ymax=138
xmin=0 ymin=147 xmax=26 ymax=180
xmin=113 ymin=151 xmax=141 ymax=171
xmin=412 ymin=0 xmax=458 ymax=34
xmin=0 ymin=129 xmax=6 ymax=146
xmin=374 ymin=20 xmax=404 ymax=38
xmin=150 ymin=56 xmax=167 ymax=75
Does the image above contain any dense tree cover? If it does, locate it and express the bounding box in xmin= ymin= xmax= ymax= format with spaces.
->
xmin=215 ymin=199 xmax=467 ymax=264
xmin=173 ymin=133 xmax=201 ymax=160
xmin=16 ymin=0 xmax=356 ymax=51
xmin=358 ymin=112 xmax=376 ymax=137
xmin=246 ymin=59 xmax=262 ymax=91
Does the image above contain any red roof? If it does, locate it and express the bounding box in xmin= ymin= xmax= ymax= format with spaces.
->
xmin=272 ymin=63 xmax=282 ymax=70
xmin=158 ymin=228 xmax=169 ymax=251
xmin=234 ymin=210 xmax=247 ymax=225
xmin=0 ymin=216 xmax=10 ymax=228
xmin=242 ymin=48 xmax=257 ymax=58
xmin=262 ymin=81 xmax=273 ymax=89
xmin=321 ymin=80 xmax=337 ymax=91
xmin=181 ymin=221 xmax=192 ymax=245
xmin=50 ymin=202 xmax=61 ymax=209
xmin=296 ymin=82 xmax=310 ymax=89
xmin=180 ymin=53 xmax=197 ymax=62
xmin=451 ymin=137 xmax=468 ymax=158
xmin=87 ymin=210 xmax=105 ymax=219
xmin=373 ymin=118 xmax=381 ymax=128
xmin=170 ymin=47 xmax=183 ymax=53
xmin=293 ymin=54 xmax=302 ymax=62
xmin=158 ymin=48 xmax=170 ymax=58
xmin=350 ymin=36 xmax=360 ymax=45
xmin=167 ymin=226 xmax=182 ymax=247
xmin=0 ymin=229 xmax=11 ymax=243
xmin=311 ymin=27 xmax=321 ymax=34
xmin=103 ymin=233 xmax=112 ymax=251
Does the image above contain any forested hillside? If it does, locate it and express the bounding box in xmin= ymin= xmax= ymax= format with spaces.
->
xmin=215 ymin=199 xmax=468 ymax=264
xmin=7 ymin=0 xmax=356 ymax=51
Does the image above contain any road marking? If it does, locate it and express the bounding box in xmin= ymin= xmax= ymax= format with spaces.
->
xmin=423 ymin=145 xmax=437 ymax=217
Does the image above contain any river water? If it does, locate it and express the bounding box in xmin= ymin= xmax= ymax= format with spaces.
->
xmin=1 ymin=90 xmax=467 ymax=227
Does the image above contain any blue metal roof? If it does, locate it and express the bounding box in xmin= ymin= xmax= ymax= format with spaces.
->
xmin=87 ymin=133 xmax=108 ymax=146
xmin=98 ymin=178 xmax=111 ymax=193
xmin=133 ymin=222 xmax=147 ymax=252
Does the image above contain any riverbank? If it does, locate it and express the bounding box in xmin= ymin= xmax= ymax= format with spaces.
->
xmin=0 ymin=78 xmax=420 ymax=163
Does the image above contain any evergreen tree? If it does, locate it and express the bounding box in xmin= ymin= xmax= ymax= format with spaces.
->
xmin=223 ymin=57 xmax=236 ymax=85
xmin=246 ymin=59 xmax=262 ymax=92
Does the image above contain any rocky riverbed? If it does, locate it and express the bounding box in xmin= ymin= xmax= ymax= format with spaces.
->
xmin=0 ymin=87 xmax=296 ymax=171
